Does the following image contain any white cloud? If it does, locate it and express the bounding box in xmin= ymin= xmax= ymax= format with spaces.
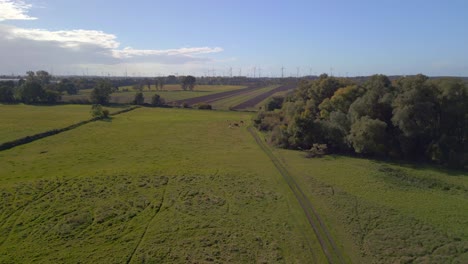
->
xmin=0 ymin=1 xmax=224 ymax=75
xmin=0 ymin=24 xmax=224 ymax=74
xmin=0 ymin=0 xmax=37 ymax=21
xmin=114 ymin=47 xmax=223 ymax=59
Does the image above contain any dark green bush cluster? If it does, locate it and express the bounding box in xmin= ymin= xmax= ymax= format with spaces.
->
xmin=195 ymin=103 xmax=212 ymax=110
xmin=255 ymin=74 xmax=467 ymax=168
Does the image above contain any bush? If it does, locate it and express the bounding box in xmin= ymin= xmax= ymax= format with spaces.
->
xmin=265 ymin=96 xmax=284 ymax=111
xmin=196 ymin=103 xmax=212 ymax=110
xmin=90 ymin=104 xmax=109 ymax=118
xmin=181 ymin=102 xmax=190 ymax=108
xmin=133 ymin=92 xmax=144 ymax=105
xmin=305 ymin=144 xmax=328 ymax=158
xmin=151 ymin=94 xmax=165 ymax=106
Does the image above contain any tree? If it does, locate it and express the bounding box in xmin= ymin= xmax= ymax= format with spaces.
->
xmin=158 ymin=77 xmax=165 ymax=90
xmin=58 ymin=78 xmax=78 ymax=95
xmin=20 ymin=80 xmax=44 ymax=103
xmin=265 ymin=96 xmax=284 ymax=111
xmin=391 ymin=74 xmax=438 ymax=158
xmin=151 ymin=94 xmax=165 ymax=106
xmin=44 ymin=89 xmax=61 ymax=104
xmin=348 ymin=116 xmax=388 ymax=156
xmin=144 ymin=78 xmax=151 ymax=90
xmin=90 ymin=80 xmax=113 ymax=104
xmin=0 ymin=82 xmax=15 ymax=103
xmin=35 ymin=70 xmax=51 ymax=86
xmin=133 ymin=92 xmax=145 ymax=105
xmin=182 ymin=75 xmax=196 ymax=91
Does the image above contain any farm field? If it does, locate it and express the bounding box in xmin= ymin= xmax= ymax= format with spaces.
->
xmin=272 ymin=148 xmax=468 ymax=263
xmin=0 ymin=104 xmax=96 ymax=144
xmin=0 ymin=107 xmax=326 ymax=263
xmin=61 ymin=85 xmax=246 ymax=104
xmin=231 ymin=85 xmax=295 ymax=111
xmin=209 ymin=85 xmax=280 ymax=110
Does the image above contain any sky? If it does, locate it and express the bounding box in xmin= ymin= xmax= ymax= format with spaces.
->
xmin=0 ymin=0 xmax=467 ymax=77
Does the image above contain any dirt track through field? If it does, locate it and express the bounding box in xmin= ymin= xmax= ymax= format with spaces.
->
xmin=231 ymin=85 xmax=295 ymax=110
xmin=248 ymin=126 xmax=345 ymax=264
xmin=171 ymin=85 xmax=263 ymax=106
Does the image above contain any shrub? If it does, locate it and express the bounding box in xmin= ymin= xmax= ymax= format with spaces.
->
xmin=151 ymin=94 xmax=165 ymax=106
xmin=305 ymin=144 xmax=328 ymax=158
xmin=181 ymin=102 xmax=190 ymax=108
xmin=196 ymin=103 xmax=212 ymax=110
xmin=133 ymin=92 xmax=144 ymax=105
xmin=90 ymin=104 xmax=108 ymax=118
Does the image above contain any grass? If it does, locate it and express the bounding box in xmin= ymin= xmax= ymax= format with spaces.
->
xmin=273 ymin=149 xmax=468 ymax=263
xmin=210 ymin=85 xmax=280 ymax=110
xmin=0 ymin=104 xmax=95 ymax=144
xmin=0 ymin=107 xmax=325 ymax=263
xmin=61 ymin=85 xmax=246 ymax=104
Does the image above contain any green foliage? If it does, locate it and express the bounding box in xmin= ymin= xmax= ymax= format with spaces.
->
xmin=20 ymin=80 xmax=44 ymax=103
xmin=256 ymin=74 xmax=468 ymax=168
xmin=90 ymin=80 xmax=113 ymax=105
xmin=265 ymin=96 xmax=284 ymax=111
xmin=181 ymin=75 xmax=196 ymax=91
xmin=196 ymin=102 xmax=212 ymax=110
xmin=133 ymin=92 xmax=145 ymax=105
xmin=58 ymin=78 xmax=78 ymax=95
xmin=0 ymin=84 xmax=15 ymax=103
xmin=90 ymin=104 xmax=109 ymax=118
xmin=348 ymin=116 xmax=387 ymax=155
xmin=43 ymin=89 xmax=61 ymax=104
xmin=151 ymin=94 xmax=165 ymax=106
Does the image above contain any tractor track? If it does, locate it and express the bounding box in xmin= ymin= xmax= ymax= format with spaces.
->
xmin=126 ymin=185 xmax=168 ymax=264
xmin=247 ymin=126 xmax=346 ymax=264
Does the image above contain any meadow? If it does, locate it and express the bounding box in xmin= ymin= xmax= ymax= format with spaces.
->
xmin=1 ymin=102 xmax=466 ymax=263
xmin=273 ymin=148 xmax=468 ymax=263
xmin=0 ymin=107 xmax=325 ymax=263
xmin=0 ymin=104 xmax=94 ymax=144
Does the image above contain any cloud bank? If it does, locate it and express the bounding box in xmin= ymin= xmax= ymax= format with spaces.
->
xmin=0 ymin=0 xmax=224 ymax=75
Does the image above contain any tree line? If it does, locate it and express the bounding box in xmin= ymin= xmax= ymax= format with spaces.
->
xmin=254 ymin=74 xmax=467 ymax=168
xmin=0 ymin=71 xmax=80 ymax=104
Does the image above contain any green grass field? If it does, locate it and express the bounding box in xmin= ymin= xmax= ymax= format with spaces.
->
xmin=0 ymin=107 xmax=325 ymax=263
xmin=0 ymin=104 xmax=94 ymax=144
xmin=61 ymin=85 xmax=246 ymax=104
xmin=273 ymin=149 xmax=468 ymax=263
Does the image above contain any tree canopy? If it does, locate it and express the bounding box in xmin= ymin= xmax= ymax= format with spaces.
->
xmin=254 ymin=74 xmax=468 ymax=168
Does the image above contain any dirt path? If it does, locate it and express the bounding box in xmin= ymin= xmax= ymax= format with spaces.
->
xmin=231 ymin=85 xmax=295 ymax=110
xmin=247 ymin=127 xmax=346 ymax=264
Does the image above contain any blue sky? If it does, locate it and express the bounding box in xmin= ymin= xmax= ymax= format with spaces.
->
xmin=1 ymin=0 xmax=467 ymax=76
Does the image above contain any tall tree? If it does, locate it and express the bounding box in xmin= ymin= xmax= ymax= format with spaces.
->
xmin=90 ymin=80 xmax=113 ymax=105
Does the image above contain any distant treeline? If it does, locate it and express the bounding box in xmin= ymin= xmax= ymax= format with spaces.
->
xmin=254 ymin=74 xmax=467 ymax=168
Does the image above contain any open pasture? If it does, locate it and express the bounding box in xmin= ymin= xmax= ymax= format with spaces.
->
xmin=274 ymin=149 xmax=468 ymax=263
xmin=0 ymin=107 xmax=324 ymax=263
xmin=0 ymin=104 xmax=94 ymax=144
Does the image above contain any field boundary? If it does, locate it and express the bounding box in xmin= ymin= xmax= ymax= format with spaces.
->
xmin=247 ymin=126 xmax=346 ymax=264
xmin=0 ymin=106 xmax=139 ymax=152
